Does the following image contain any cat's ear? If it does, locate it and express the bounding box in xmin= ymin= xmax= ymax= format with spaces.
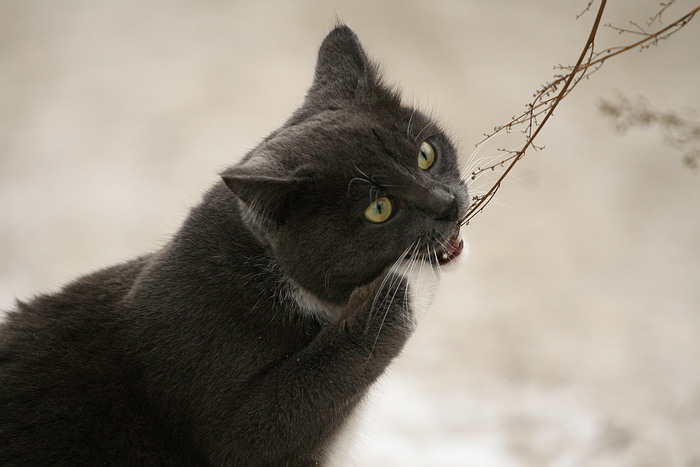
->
xmin=307 ymin=25 xmax=376 ymax=100
xmin=221 ymin=164 xmax=306 ymax=225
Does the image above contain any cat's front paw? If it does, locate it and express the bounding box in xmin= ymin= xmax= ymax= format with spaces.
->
xmin=337 ymin=278 xmax=380 ymax=326
xmin=339 ymin=273 xmax=413 ymax=337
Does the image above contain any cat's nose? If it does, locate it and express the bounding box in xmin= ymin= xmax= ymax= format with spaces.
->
xmin=432 ymin=188 xmax=458 ymax=222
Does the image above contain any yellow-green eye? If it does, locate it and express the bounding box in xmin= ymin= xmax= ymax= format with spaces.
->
xmin=418 ymin=141 xmax=435 ymax=170
xmin=364 ymin=196 xmax=393 ymax=223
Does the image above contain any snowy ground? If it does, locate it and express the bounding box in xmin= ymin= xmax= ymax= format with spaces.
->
xmin=2 ymin=1 xmax=699 ymax=465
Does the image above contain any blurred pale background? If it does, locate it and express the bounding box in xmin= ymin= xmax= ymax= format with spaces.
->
xmin=1 ymin=1 xmax=699 ymax=466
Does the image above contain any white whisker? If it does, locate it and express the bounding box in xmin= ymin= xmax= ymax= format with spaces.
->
xmin=365 ymin=242 xmax=421 ymax=364
xmin=461 ymin=127 xmax=508 ymax=168
xmin=461 ymin=151 xmax=511 ymax=180
xmin=365 ymin=242 xmax=415 ymax=333
xmin=406 ymin=108 xmax=416 ymax=140
xmin=460 ymin=128 xmax=510 ymax=178
xmin=414 ymin=122 xmax=431 ymax=143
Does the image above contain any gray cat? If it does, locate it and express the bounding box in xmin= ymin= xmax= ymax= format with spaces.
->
xmin=0 ymin=25 xmax=467 ymax=466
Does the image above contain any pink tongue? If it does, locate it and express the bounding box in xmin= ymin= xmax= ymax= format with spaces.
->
xmin=438 ymin=237 xmax=464 ymax=265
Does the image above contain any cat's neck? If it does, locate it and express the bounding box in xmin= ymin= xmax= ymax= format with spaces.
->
xmin=283 ymin=276 xmax=343 ymax=323
xmin=125 ymin=182 xmax=340 ymax=324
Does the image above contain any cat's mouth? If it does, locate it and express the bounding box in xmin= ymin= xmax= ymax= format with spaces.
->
xmin=408 ymin=231 xmax=464 ymax=267
xmin=437 ymin=235 xmax=464 ymax=265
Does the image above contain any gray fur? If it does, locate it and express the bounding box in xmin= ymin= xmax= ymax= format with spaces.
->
xmin=0 ymin=25 xmax=467 ymax=466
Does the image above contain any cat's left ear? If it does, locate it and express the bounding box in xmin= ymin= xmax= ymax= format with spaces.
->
xmin=220 ymin=164 xmax=306 ymax=225
xmin=307 ymin=25 xmax=376 ymax=100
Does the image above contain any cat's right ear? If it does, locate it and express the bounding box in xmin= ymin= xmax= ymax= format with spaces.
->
xmin=307 ymin=25 xmax=376 ymax=100
xmin=220 ymin=165 xmax=306 ymax=225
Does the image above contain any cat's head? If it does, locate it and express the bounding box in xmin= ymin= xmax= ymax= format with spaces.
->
xmin=222 ymin=25 xmax=468 ymax=305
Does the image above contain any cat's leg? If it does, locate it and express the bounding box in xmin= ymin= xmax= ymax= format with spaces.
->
xmin=202 ymin=273 xmax=413 ymax=466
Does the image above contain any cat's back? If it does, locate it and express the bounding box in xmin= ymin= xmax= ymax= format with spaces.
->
xmin=0 ymin=256 xmax=204 ymax=467
xmin=0 ymin=255 xmax=148 ymax=358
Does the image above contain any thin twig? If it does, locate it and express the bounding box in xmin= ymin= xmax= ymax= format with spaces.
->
xmin=577 ymin=0 xmax=595 ymax=20
xmin=648 ymin=0 xmax=676 ymax=26
xmin=462 ymin=2 xmax=700 ymax=224
xmin=462 ymin=1 xmax=607 ymax=224
xmin=477 ymin=4 xmax=699 ymax=149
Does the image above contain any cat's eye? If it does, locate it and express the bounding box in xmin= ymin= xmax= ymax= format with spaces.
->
xmin=364 ymin=196 xmax=393 ymax=223
xmin=418 ymin=141 xmax=436 ymax=170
